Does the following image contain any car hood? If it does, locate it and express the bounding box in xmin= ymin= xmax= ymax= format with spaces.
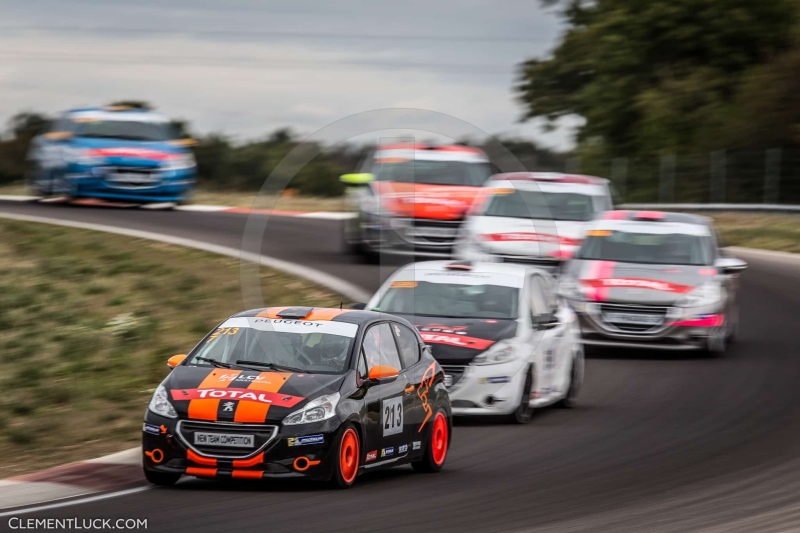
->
xmin=567 ymin=259 xmax=718 ymax=305
xmin=165 ymin=366 xmax=345 ymax=423
xmin=469 ymin=216 xmax=586 ymax=257
xmin=71 ymin=137 xmax=187 ymax=165
xmin=392 ymin=314 xmax=518 ymax=365
xmin=372 ymin=181 xmax=482 ymax=220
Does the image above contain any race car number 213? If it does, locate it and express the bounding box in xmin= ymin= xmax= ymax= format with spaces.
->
xmin=382 ymin=397 xmax=403 ymax=436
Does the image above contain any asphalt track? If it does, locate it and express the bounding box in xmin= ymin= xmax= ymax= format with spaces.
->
xmin=2 ymin=200 xmax=800 ymax=533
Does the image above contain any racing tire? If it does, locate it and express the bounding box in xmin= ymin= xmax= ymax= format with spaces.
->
xmin=330 ymin=424 xmax=361 ymax=489
xmin=340 ymin=219 xmax=362 ymax=256
xmin=726 ymin=303 xmax=739 ymax=345
xmin=556 ymin=356 xmax=581 ymax=409
xmin=412 ymin=410 xmax=449 ymax=473
xmin=507 ymin=366 xmax=534 ymax=424
xmin=143 ymin=468 xmax=181 ymax=487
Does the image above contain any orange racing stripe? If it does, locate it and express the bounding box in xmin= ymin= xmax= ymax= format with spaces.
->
xmin=233 ymin=372 xmax=293 ymax=423
xmin=186 ymin=467 xmax=217 ymax=477
xmin=232 ymin=470 xmax=264 ymax=479
xmin=187 ymin=370 xmax=242 ymax=421
xmin=232 ymin=453 xmax=264 ymax=468
xmin=187 ymin=450 xmax=217 ymax=466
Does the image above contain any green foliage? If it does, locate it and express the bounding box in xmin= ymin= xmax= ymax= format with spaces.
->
xmin=519 ymin=0 xmax=800 ymax=157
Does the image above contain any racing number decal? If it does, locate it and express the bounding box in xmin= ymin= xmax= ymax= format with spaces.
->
xmin=382 ymin=396 xmax=403 ymax=436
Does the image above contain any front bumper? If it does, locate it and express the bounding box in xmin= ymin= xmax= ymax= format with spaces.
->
xmin=358 ymin=214 xmax=459 ymax=257
xmin=447 ymin=361 xmax=526 ymax=416
xmin=142 ymin=413 xmax=342 ymax=481
xmin=63 ymin=165 xmax=196 ymax=203
xmin=570 ymin=300 xmax=725 ymax=351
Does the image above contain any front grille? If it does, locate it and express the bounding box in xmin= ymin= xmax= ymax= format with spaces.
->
xmin=599 ymin=303 xmax=669 ymax=335
xmin=177 ymin=420 xmax=278 ymax=459
xmin=441 ymin=364 xmax=466 ymax=389
xmin=396 ymin=218 xmax=462 ymax=246
xmin=103 ymin=166 xmax=161 ymax=189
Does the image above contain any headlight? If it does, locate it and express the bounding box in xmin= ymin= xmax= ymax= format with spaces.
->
xmin=472 ymin=341 xmax=516 ymax=365
xmin=283 ymin=392 xmax=340 ymax=425
xmin=675 ymin=282 xmax=722 ymax=308
xmin=558 ymin=280 xmax=584 ymax=301
xmin=163 ymin=153 xmax=196 ymax=171
xmin=148 ymin=384 xmax=177 ymax=418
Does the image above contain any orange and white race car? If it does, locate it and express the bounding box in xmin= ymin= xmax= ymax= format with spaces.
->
xmin=340 ymin=144 xmax=493 ymax=259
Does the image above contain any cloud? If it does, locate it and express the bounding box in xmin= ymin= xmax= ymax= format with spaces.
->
xmin=0 ymin=0 xmax=574 ymax=149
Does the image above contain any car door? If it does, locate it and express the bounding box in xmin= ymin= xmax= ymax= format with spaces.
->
xmin=528 ymin=273 xmax=561 ymax=400
xmin=390 ymin=321 xmax=425 ymax=458
xmin=359 ymin=322 xmax=408 ymax=466
xmin=532 ymin=273 xmax=571 ymax=398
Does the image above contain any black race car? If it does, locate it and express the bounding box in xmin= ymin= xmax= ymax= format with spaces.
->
xmin=143 ymin=307 xmax=451 ymax=488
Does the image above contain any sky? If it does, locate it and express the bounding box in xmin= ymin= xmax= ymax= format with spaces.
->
xmin=0 ymin=0 xmax=581 ymax=150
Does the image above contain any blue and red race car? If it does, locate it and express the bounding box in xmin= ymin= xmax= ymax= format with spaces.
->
xmin=27 ymin=106 xmax=196 ymax=204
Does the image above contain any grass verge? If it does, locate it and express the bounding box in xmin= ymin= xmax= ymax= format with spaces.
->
xmin=702 ymin=213 xmax=800 ymax=254
xmin=0 ymin=219 xmax=342 ymax=478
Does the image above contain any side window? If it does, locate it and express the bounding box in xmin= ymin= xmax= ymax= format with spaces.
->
xmin=361 ymin=323 xmax=403 ymax=371
xmin=529 ymin=275 xmax=549 ymax=323
xmin=391 ymin=322 xmax=420 ymax=368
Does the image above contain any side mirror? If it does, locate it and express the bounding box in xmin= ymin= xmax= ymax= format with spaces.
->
xmin=348 ymin=302 xmax=367 ymax=310
xmin=368 ymin=365 xmax=400 ymax=382
xmin=167 ymin=354 xmax=188 ymax=368
xmin=340 ymin=173 xmax=375 ymax=185
xmin=714 ymin=257 xmax=747 ymax=274
xmin=43 ymin=131 xmax=73 ymax=141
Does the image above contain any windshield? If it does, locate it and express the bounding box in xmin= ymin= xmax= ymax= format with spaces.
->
xmin=73 ymin=120 xmax=177 ymax=142
xmin=376 ymin=280 xmax=519 ymax=320
xmin=483 ymin=189 xmax=598 ymax=221
xmin=375 ymin=160 xmax=492 ymax=187
xmin=187 ymin=317 xmax=357 ymax=374
xmin=577 ymin=231 xmax=712 ymax=265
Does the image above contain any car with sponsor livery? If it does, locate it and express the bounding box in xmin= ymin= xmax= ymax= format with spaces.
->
xmin=340 ymin=143 xmax=493 ymax=259
xmin=27 ymin=106 xmax=196 ymax=204
xmin=558 ymin=211 xmax=747 ymax=354
xmin=364 ymin=261 xmax=583 ymax=423
xmin=143 ymin=307 xmax=451 ymax=489
xmin=454 ymin=173 xmax=614 ymax=270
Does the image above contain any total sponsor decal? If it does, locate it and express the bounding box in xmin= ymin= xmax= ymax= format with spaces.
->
xmin=399 ymin=444 xmax=408 ymax=454
xmin=479 ymin=376 xmax=511 ymax=385
xmin=412 ymin=441 xmax=422 ymax=450
xmin=419 ymin=332 xmax=495 ymax=350
xmin=381 ymin=447 xmax=394 ymax=458
xmin=288 ymin=434 xmax=325 ymax=447
xmin=483 ymin=232 xmax=580 ymax=246
xmin=170 ymin=388 xmax=304 ymax=408
xmin=142 ymin=423 xmax=161 ymax=436
xmin=581 ymin=277 xmax=693 ymax=294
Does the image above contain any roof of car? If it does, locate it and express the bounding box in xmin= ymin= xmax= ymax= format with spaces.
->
xmin=394 ymin=260 xmax=542 ymax=278
xmin=597 ymin=210 xmax=711 ymax=225
xmin=232 ymin=307 xmax=402 ymax=327
xmin=373 ymin=143 xmax=489 ymax=163
xmin=64 ymin=106 xmax=170 ymax=123
xmin=490 ymin=172 xmax=608 ymax=186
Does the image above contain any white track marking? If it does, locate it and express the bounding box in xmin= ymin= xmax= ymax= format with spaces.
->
xmin=0 ymin=195 xmax=40 ymax=201
xmin=0 ymin=212 xmax=370 ymax=303
xmin=173 ymin=204 xmax=230 ymax=212
xmin=0 ymin=487 xmax=150 ymax=517
xmin=297 ymin=211 xmax=357 ymax=219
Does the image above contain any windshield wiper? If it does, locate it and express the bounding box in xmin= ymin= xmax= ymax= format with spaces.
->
xmin=236 ymin=360 xmax=305 ymax=373
xmin=195 ymin=356 xmax=234 ymax=369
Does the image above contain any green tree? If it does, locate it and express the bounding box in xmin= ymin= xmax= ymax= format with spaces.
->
xmin=517 ymin=0 xmax=799 ymax=157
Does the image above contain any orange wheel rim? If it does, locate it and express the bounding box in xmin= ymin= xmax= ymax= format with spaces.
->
xmin=432 ymin=412 xmax=448 ymax=466
xmin=340 ymin=428 xmax=359 ymax=484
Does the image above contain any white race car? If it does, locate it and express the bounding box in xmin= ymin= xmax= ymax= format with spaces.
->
xmin=366 ymin=260 xmax=584 ymax=423
xmin=454 ymin=173 xmax=614 ymax=270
